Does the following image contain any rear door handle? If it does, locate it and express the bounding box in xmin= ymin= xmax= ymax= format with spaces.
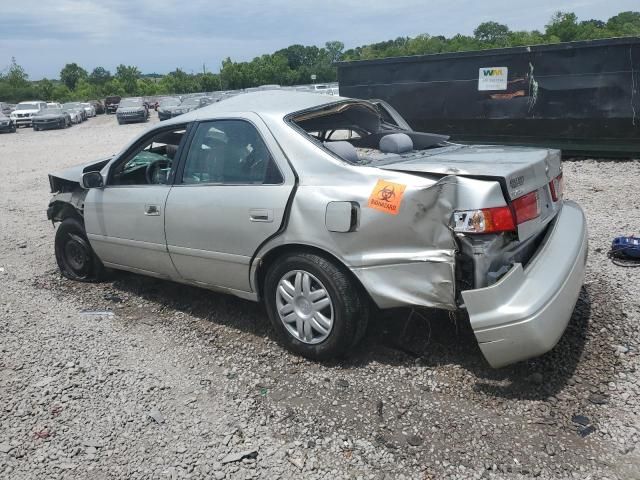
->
xmin=144 ymin=204 xmax=160 ymax=216
xmin=249 ymin=208 xmax=273 ymax=223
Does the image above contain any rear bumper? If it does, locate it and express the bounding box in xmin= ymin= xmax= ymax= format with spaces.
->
xmin=462 ymin=201 xmax=588 ymax=368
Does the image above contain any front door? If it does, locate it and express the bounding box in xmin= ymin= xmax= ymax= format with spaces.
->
xmin=164 ymin=115 xmax=294 ymax=292
xmin=84 ymin=125 xmax=189 ymax=278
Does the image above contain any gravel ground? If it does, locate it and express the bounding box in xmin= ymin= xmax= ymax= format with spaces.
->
xmin=1 ymin=115 xmax=639 ymax=479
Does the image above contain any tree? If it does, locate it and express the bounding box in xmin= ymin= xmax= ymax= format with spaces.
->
xmin=115 ymin=64 xmax=141 ymax=95
xmin=474 ymin=21 xmax=511 ymax=45
xmin=60 ymin=63 xmax=88 ymax=90
xmin=89 ymin=67 xmax=111 ymax=85
xmin=546 ymin=12 xmax=579 ymax=42
xmin=324 ymin=41 xmax=344 ymax=64
xmin=5 ymin=57 xmax=29 ymax=88
xmin=197 ymin=72 xmax=221 ymax=92
xmin=37 ymin=78 xmax=55 ymax=100
xmin=607 ymin=11 xmax=640 ymax=34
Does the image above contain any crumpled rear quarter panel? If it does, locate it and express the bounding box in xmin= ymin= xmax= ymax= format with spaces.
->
xmin=257 ymin=159 xmax=507 ymax=310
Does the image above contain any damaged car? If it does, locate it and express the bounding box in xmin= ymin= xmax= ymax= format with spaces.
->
xmin=46 ymin=91 xmax=588 ymax=368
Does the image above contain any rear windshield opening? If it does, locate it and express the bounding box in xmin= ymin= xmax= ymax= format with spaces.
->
xmin=290 ymin=101 xmax=449 ymax=166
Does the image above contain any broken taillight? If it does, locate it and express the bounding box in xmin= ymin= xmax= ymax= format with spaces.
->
xmin=452 ymin=191 xmax=541 ymax=234
xmin=452 ymin=206 xmax=516 ymax=234
xmin=549 ymin=173 xmax=564 ymax=202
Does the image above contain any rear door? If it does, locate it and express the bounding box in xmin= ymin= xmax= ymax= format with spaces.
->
xmin=164 ymin=114 xmax=294 ymax=292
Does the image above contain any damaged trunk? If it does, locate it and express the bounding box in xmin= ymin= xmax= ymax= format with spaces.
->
xmin=379 ymin=145 xmax=563 ymax=291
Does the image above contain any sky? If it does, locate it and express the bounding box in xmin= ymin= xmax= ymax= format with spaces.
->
xmin=0 ymin=0 xmax=638 ymax=79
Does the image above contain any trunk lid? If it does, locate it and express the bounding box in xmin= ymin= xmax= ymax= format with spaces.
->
xmin=378 ymin=144 xmax=563 ymax=240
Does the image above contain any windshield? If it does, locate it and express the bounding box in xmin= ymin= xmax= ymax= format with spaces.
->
xmin=16 ymin=104 xmax=38 ymax=110
xmin=120 ymin=99 xmax=142 ymax=108
xmin=181 ymin=97 xmax=201 ymax=107
xmin=160 ymin=98 xmax=181 ymax=107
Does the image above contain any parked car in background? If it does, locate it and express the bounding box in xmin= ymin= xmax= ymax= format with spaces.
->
xmin=90 ymin=100 xmax=105 ymax=114
xmin=81 ymin=102 xmax=96 ymax=117
xmin=47 ymin=102 xmax=62 ymax=109
xmin=62 ymin=103 xmax=84 ymax=124
xmin=45 ymin=91 xmax=587 ymax=368
xmin=0 ymin=112 xmax=17 ymax=133
xmin=157 ymin=97 xmax=182 ymax=120
xmin=116 ymin=97 xmax=149 ymax=124
xmin=63 ymin=102 xmax=87 ymax=121
xmin=158 ymin=96 xmax=210 ymax=120
xmin=32 ymin=108 xmax=72 ymax=130
xmin=105 ymin=96 xmax=121 ymax=114
xmin=10 ymin=101 xmax=47 ymax=127
xmin=0 ymin=102 xmax=13 ymax=115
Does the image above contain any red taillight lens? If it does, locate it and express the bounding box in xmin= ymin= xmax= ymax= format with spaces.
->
xmin=549 ymin=173 xmax=563 ymax=202
xmin=452 ymin=206 xmax=515 ymax=233
xmin=452 ymin=191 xmax=541 ymax=234
xmin=512 ymin=190 xmax=540 ymax=224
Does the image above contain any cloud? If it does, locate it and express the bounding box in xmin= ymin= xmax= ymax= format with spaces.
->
xmin=0 ymin=0 xmax=637 ymax=78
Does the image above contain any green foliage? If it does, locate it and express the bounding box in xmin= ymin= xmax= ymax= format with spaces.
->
xmin=115 ymin=64 xmax=141 ymax=95
xmin=1 ymin=10 xmax=640 ymax=103
xmin=60 ymin=63 xmax=88 ymax=90
xmin=89 ymin=67 xmax=111 ymax=85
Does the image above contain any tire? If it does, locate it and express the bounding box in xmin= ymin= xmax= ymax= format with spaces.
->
xmin=55 ymin=217 xmax=104 ymax=282
xmin=264 ymin=252 xmax=369 ymax=360
xmin=33 ymin=125 xmax=39 ymax=131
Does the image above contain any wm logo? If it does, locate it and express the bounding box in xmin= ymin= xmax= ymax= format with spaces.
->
xmin=483 ymin=68 xmax=504 ymax=76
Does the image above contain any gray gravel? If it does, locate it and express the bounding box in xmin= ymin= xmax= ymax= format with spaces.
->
xmin=1 ymin=116 xmax=639 ymax=479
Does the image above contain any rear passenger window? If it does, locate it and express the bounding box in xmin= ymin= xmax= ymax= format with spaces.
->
xmin=182 ymin=120 xmax=282 ymax=185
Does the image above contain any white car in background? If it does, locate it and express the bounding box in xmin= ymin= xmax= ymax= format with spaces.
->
xmin=10 ymin=100 xmax=47 ymax=127
xmin=81 ymin=103 xmax=96 ymax=118
xmin=47 ymin=102 xmax=62 ymax=109
xmin=62 ymin=105 xmax=83 ymax=124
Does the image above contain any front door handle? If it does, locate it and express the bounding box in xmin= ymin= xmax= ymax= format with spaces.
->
xmin=249 ymin=208 xmax=273 ymax=223
xmin=144 ymin=204 xmax=160 ymax=216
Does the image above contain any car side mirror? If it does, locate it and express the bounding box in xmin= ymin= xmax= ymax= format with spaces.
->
xmin=82 ymin=171 xmax=104 ymax=189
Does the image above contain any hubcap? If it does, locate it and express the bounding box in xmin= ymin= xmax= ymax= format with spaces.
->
xmin=276 ymin=270 xmax=334 ymax=344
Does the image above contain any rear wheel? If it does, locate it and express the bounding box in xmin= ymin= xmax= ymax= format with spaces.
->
xmin=55 ymin=217 xmax=104 ymax=282
xmin=264 ymin=252 xmax=369 ymax=360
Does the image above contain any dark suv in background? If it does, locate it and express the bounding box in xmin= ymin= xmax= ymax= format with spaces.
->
xmin=105 ymin=96 xmax=121 ymax=114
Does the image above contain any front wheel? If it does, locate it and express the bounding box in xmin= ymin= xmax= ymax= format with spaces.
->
xmin=264 ymin=252 xmax=369 ymax=360
xmin=55 ymin=217 xmax=105 ymax=282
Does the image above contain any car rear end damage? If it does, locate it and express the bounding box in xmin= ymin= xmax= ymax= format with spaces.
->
xmin=462 ymin=201 xmax=588 ymax=367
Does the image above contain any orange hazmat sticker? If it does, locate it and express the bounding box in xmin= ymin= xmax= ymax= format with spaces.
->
xmin=367 ymin=180 xmax=406 ymax=215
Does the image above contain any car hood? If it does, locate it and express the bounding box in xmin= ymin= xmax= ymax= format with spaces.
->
xmin=164 ymin=105 xmax=193 ymax=113
xmin=49 ymin=157 xmax=113 ymax=189
xmin=117 ymin=107 xmax=144 ymax=113
xmin=13 ymin=109 xmax=38 ymax=114
xmin=34 ymin=114 xmax=64 ymax=120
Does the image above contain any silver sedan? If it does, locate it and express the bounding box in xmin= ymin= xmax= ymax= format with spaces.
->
xmin=47 ymin=91 xmax=587 ymax=367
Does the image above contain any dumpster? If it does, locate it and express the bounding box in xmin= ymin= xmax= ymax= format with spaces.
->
xmin=337 ymin=37 xmax=640 ymax=156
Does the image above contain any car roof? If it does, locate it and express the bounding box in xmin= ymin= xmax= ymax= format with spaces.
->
xmin=163 ymin=90 xmax=350 ymax=125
